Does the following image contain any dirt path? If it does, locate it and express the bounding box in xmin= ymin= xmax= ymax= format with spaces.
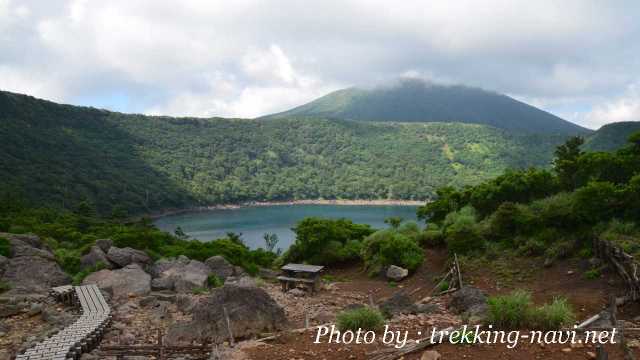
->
xmin=242 ymin=250 xmax=640 ymax=359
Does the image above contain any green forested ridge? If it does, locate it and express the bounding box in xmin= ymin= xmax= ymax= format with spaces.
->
xmin=418 ymin=131 xmax=640 ymax=264
xmin=1 ymin=90 xmax=565 ymax=215
xmin=263 ymin=78 xmax=590 ymax=135
xmin=584 ymin=121 xmax=640 ymax=152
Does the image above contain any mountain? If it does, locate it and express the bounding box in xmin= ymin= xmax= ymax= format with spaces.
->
xmin=584 ymin=121 xmax=640 ymax=152
xmin=263 ymin=79 xmax=590 ymax=135
xmin=0 ymin=90 xmax=567 ymax=215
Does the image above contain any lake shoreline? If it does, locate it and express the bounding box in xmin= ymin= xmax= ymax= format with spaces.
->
xmin=148 ymin=199 xmax=425 ymax=219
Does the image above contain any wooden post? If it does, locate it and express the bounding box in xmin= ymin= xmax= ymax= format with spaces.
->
xmin=223 ymin=306 xmax=235 ymax=347
xmin=157 ymin=328 xmax=165 ymax=360
xmin=304 ymin=310 xmax=309 ymax=329
xmin=596 ymin=345 xmax=608 ymax=360
xmin=454 ymin=253 xmax=463 ymax=288
xmin=368 ymin=294 xmax=375 ymax=308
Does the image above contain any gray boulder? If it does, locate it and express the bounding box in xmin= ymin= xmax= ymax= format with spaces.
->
xmin=95 ymin=239 xmax=113 ymax=253
xmin=83 ymin=264 xmax=151 ymax=299
xmin=386 ymin=265 xmax=409 ymax=282
xmin=1 ymin=233 xmax=55 ymax=260
xmin=149 ymin=256 xmax=190 ymax=278
xmin=205 ymin=256 xmax=235 ymax=280
xmin=378 ymin=293 xmax=436 ymax=317
xmin=151 ymin=258 xmax=211 ymax=293
xmin=166 ymin=285 xmax=286 ymax=344
xmin=107 ymin=247 xmax=151 ymax=268
xmin=1 ymin=256 xmax=70 ymax=293
xmin=81 ymin=246 xmax=113 ymax=270
xmin=449 ymin=286 xmax=488 ymax=321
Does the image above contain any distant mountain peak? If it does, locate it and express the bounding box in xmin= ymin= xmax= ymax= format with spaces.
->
xmin=262 ymin=79 xmax=590 ymax=135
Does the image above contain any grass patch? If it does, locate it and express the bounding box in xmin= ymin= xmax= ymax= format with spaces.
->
xmin=437 ymin=280 xmax=450 ymax=292
xmin=336 ymin=307 xmax=385 ymax=332
xmin=0 ymin=281 xmax=11 ymax=293
xmin=192 ymin=287 xmax=209 ymax=295
xmin=486 ymin=290 xmax=575 ymax=330
xmin=72 ymin=262 xmax=107 ymax=285
xmin=584 ymin=268 xmax=601 ymax=280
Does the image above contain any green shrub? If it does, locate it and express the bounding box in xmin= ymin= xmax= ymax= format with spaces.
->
xmin=420 ymin=223 xmax=444 ymax=247
xmin=486 ymin=290 xmax=534 ymax=329
xmin=530 ymin=297 xmax=575 ymax=330
xmin=443 ymin=206 xmax=485 ymax=254
xmin=72 ymin=262 xmax=107 ymax=285
xmin=584 ymin=268 xmax=601 ymax=280
xmin=361 ymin=229 xmax=424 ymax=275
xmin=54 ymin=248 xmax=82 ymax=275
xmin=0 ymin=281 xmax=11 ymax=293
xmin=286 ymin=218 xmax=374 ymax=265
xmin=437 ymin=280 xmax=450 ymax=292
xmin=207 ymin=274 xmax=224 ymax=288
xmin=0 ymin=237 xmax=10 ymax=257
xmin=336 ymin=307 xmax=384 ymax=331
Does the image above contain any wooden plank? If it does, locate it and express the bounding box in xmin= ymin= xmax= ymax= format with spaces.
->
xmin=281 ymin=263 xmax=324 ymax=273
xmin=277 ymin=276 xmax=315 ymax=284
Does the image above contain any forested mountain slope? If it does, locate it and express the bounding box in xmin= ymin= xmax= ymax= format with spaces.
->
xmin=584 ymin=121 xmax=640 ymax=152
xmin=263 ymin=79 xmax=590 ymax=135
xmin=1 ymin=90 xmax=566 ymax=215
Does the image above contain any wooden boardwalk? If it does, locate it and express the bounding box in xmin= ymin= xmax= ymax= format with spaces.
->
xmin=16 ymin=285 xmax=112 ymax=360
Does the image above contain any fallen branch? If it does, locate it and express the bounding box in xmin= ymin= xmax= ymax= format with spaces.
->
xmin=368 ymin=326 xmax=455 ymax=360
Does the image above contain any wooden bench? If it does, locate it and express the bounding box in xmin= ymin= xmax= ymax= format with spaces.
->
xmin=16 ymin=285 xmax=111 ymax=360
xmin=278 ymin=264 xmax=324 ymax=295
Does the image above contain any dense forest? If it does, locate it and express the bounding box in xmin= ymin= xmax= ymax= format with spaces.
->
xmin=583 ymin=121 xmax=640 ymax=152
xmin=0 ymin=90 xmax=566 ymax=215
xmin=264 ymin=79 xmax=590 ymax=135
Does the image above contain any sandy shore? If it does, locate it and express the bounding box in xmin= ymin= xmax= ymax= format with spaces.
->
xmin=147 ymin=199 xmax=426 ymax=219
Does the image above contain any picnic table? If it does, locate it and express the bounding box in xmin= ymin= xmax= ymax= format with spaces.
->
xmin=278 ymin=263 xmax=324 ymax=294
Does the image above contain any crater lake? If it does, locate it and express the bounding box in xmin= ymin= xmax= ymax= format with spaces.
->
xmin=153 ymin=204 xmax=420 ymax=250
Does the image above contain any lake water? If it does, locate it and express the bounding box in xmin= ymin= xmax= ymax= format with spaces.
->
xmin=154 ymin=204 xmax=420 ymax=250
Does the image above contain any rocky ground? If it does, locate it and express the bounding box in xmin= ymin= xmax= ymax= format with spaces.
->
xmin=2 ymin=233 xmax=640 ymax=359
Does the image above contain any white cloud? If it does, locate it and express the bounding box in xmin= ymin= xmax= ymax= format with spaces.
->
xmin=584 ymin=83 xmax=640 ymax=128
xmin=0 ymin=0 xmax=639 ymax=124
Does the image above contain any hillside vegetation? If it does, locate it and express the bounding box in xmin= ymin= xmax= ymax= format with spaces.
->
xmin=264 ymin=79 xmax=590 ymax=135
xmin=418 ymin=132 xmax=640 ymax=266
xmin=1 ymin=90 xmax=565 ymax=215
xmin=584 ymin=121 xmax=640 ymax=152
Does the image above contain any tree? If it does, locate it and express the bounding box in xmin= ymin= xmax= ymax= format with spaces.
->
xmin=384 ymin=216 xmax=403 ymax=229
xmin=263 ymin=232 xmax=279 ymax=253
xmin=553 ymin=136 xmax=584 ymax=190
xmin=226 ymin=232 xmax=245 ymax=248
xmin=174 ymin=226 xmax=189 ymax=240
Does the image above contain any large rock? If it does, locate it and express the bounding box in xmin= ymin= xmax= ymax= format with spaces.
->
xmin=0 ymin=233 xmax=54 ymax=260
xmin=83 ymin=264 xmax=151 ymax=299
xmin=81 ymin=246 xmax=113 ymax=270
xmin=166 ymin=285 xmax=286 ymax=344
xmin=449 ymin=286 xmax=488 ymax=320
xmin=379 ymin=293 xmax=417 ymax=317
xmin=386 ymin=265 xmax=409 ymax=281
xmin=151 ymin=257 xmax=211 ymax=292
xmin=205 ymin=256 xmax=235 ymax=280
xmin=107 ymin=247 xmax=151 ymax=268
xmin=1 ymin=256 xmax=70 ymax=293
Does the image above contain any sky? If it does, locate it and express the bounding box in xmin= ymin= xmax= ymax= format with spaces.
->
xmin=1 ymin=1 xmax=639 ymax=129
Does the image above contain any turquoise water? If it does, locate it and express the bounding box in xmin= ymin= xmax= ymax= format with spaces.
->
xmin=154 ymin=204 xmax=420 ymax=250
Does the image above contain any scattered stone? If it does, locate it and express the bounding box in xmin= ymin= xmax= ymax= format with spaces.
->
xmin=205 ymin=256 xmax=235 ymax=280
xmin=83 ymin=263 xmax=151 ymax=299
xmin=26 ymin=303 xmax=43 ymax=317
xmin=288 ymin=288 xmax=306 ymax=297
xmin=386 ymin=265 xmax=409 ymax=281
xmin=166 ymin=285 xmax=286 ymax=344
xmin=421 ymin=350 xmax=441 ymax=360
xmin=379 ymin=293 xmax=417 ymax=317
xmin=586 ymin=351 xmax=597 ymax=359
xmin=107 ymin=247 xmax=151 ymax=268
xmin=567 ymin=270 xmax=574 ymax=275
xmin=561 ymin=347 xmax=572 ymax=353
